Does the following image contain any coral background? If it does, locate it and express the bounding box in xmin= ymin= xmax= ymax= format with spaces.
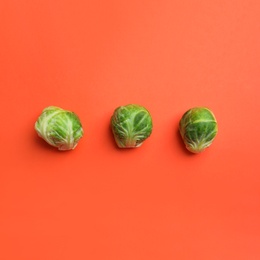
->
xmin=1 ymin=0 xmax=260 ymax=259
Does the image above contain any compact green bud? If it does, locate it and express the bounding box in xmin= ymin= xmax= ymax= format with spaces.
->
xmin=179 ymin=107 xmax=218 ymax=153
xmin=111 ymin=104 xmax=153 ymax=148
xmin=35 ymin=106 xmax=84 ymax=150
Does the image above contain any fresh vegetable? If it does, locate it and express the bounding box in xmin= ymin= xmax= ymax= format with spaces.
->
xmin=179 ymin=107 xmax=218 ymax=153
xmin=111 ymin=104 xmax=153 ymax=148
xmin=35 ymin=106 xmax=83 ymax=150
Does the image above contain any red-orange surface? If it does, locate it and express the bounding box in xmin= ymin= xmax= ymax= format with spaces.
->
xmin=1 ymin=0 xmax=260 ymax=259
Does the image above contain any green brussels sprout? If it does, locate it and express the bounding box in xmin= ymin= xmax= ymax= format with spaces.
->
xmin=179 ymin=107 xmax=218 ymax=153
xmin=111 ymin=104 xmax=153 ymax=148
xmin=35 ymin=106 xmax=84 ymax=150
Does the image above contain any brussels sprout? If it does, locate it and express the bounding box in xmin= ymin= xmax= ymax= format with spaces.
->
xmin=35 ymin=106 xmax=83 ymax=150
xmin=111 ymin=104 xmax=153 ymax=148
xmin=179 ymin=107 xmax=218 ymax=153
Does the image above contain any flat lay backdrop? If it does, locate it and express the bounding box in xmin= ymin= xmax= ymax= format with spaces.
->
xmin=0 ymin=1 xmax=260 ymax=259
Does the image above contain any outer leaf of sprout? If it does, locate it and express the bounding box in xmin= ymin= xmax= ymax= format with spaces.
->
xmin=35 ymin=106 xmax=84 ymax=151
xmin=179 ymin=107 xmax=218 ymax=153
xmin=111 ymin=104 xmax=153 ymax=148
